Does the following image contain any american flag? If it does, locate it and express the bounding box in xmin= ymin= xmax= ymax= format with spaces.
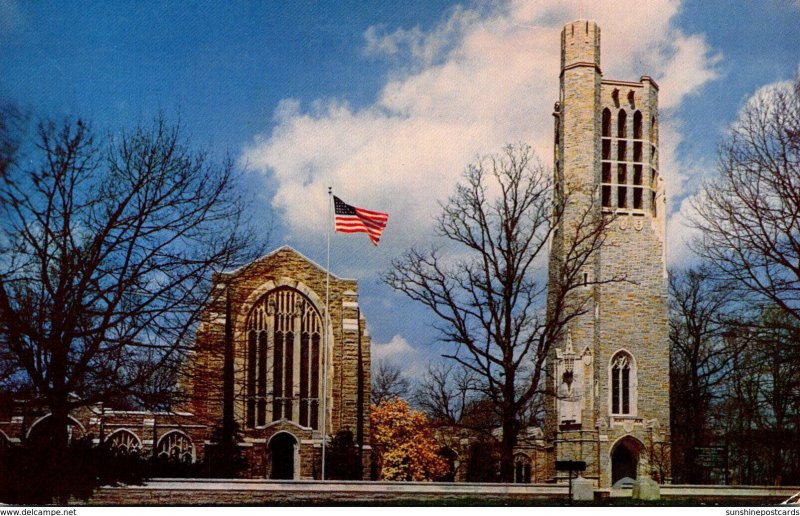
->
xmin=333 ymin=196 xmax=389 ymax=246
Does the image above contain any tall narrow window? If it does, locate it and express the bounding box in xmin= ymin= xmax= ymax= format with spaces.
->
xmin=257 ymin=331 xmax=267 ymax=426
xmin=610 ymin=351 xmax=635 ymax=416
xmin=284 ymin=330 xmax=294 ymax=418
xmin=310 ymin=333 xmax=320 ymax=429
xmin=272 ymin=332 xmax=284 ymax=420
xmin=617 ymin=110 xmax=627 ymax=139
xmin=602 ymin=162 xmax=611 ymax=183
xmin=246 ymin=330 xmax=256 ymax=427
xmin=633 ymin=163 xmax=644 ymax=211
xmin=300 ymin=333 xmax=309 ymax=427
xmin=602 ymin=108 xmax=612 ymax=137
xmin=633 ymin=110 xmax=642 ymax=139
xmin=633 ymin=188 xmax=643 ymax=210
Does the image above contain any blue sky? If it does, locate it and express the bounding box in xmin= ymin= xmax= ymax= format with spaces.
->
xmin=2 ymin=0 xmax=799 ymax=377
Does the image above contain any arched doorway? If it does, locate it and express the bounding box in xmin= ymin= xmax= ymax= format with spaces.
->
xmin=438 ymin=447 xmax=458 ymax=482
xmin=269 ymin=432 xmax=297 ymax=480
xmin=611 ymin=436 xmax=644 ymax=486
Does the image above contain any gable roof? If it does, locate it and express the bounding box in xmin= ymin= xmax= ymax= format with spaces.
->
xmin=221 ymin=245 xmax=354 ymax=281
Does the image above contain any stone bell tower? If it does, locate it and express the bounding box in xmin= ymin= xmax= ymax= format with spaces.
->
xmin=545 ymin=19 xmax=671 ymax=488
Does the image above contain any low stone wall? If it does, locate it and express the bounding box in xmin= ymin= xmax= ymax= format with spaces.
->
xmin=662 ymin=485 xmax=799 ymax=503
xmin=86 ymin=480 xmax=800 ymax=506
xmin=88 ymin=479 xmax=567 ymax=505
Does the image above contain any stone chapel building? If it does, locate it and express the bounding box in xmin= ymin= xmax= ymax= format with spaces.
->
xmin=183 ymin=245 xmax=372 ymax=478
xmin=0 ymin=246 xmax=373 ymax=480
xmin=544 ymin=19 xmax=671 ymax=488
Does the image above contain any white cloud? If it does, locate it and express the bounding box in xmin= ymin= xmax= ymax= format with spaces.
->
xmin=371 ymin=334 xmax=428 ymax=378
xmin=666 ymin=194 xmax=703 ymax=266
xmin=666 ymin=78 xmax=798 ymax=268
xmin=242 ymin=0 xmax=722 ymax=270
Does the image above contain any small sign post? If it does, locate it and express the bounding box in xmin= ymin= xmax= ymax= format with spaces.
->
xmin=555 ymin=460 xmax=587 ymax=504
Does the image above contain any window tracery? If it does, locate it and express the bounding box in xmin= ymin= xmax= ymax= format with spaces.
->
xmin=245 ymin=287 xmax=322 ymax=429
xmin=107 ymin=429 xmax=141 ymax=454
xmin=610 ymin=351 xmax=637 ymax=416
xmin=514 ymin=454 xmax=532 ymax=483
xmin=157 ymin=431 xmax=194 ymax=463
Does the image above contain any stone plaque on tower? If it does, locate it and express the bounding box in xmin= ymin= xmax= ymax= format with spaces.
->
xmin=555 ymin=332 xmax=592 ymax=426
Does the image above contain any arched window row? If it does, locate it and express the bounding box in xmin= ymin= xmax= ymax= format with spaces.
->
xmin=157 ymin=431 xmax=194 ymax=463
xmin=601 ymin=108 xmax=647 ymax=142
xmin=600 ymin=107 xmax=658 ymax=215
xmin=245 ymin=287 xmax=322 ymax=430
xmin=610 ymin=351 xmax=637 ymax=416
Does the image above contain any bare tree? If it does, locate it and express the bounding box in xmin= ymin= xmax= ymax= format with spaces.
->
xmin=668 ymin=266 xmax=737 ymax=483
xmin=412 ymin=362 xmax=479 ymax=425
xmin=691 ymin=77 xmax=800 ymax=324
xmin=0 ymin=103 xmax=24 ymax=179
xmin=383 ymin=144 xmax=611 ymax=481
xmin=0 ymin=116 xmax=259 ymax=499
xmin=371 ymin=360 xmax=410 ymax=405
xmin=718 ymin=309 xmax=800 ymax=485
xmin=669 ymin=266 xmax=800 ymax=485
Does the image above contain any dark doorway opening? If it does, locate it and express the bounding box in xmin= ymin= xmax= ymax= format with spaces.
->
xmin=611 ymin=437 xmax=642 ymax=485
xmin=438 ymin=447 xmax=457 ymax=482
xmin=269 ymin=432 xmax=296 ymax=480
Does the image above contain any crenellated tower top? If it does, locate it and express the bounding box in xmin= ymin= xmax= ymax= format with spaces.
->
xmin=561 ymin=20 xmax=601 ymax=73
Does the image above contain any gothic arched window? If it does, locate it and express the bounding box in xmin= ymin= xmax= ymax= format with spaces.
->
xmin=633 ymin=110 xmax=643 ymax=139
xmin=245 ymin=287 xmax=322 ymax=429
xmin=610 ymin=351 xmax=636 ymax=416
xmin=617 ymin=110 xmax=627 ymax=139
xmin=107 ymin=429 xmax=142 ymax=454
xmin=513 ymin=454 xmax=532 ymax=483
xmin=157 ymin=431 xmax=194 ymax=463
xmin=601 ymin=108 xmax=613 ymax=207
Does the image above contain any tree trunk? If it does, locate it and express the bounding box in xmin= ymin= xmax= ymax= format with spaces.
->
xmin=499 ymin=414 xmax=520 ymax=483
xmin=48 ymin=393 xmax=71 ymax=503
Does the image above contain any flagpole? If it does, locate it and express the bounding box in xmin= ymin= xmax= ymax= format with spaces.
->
xmin=321 ymin=186 xmax=332 ymax=480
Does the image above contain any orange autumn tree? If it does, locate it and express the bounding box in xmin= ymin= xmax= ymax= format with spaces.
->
xmin=370 ymin=398 xmax=449 ymax=481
